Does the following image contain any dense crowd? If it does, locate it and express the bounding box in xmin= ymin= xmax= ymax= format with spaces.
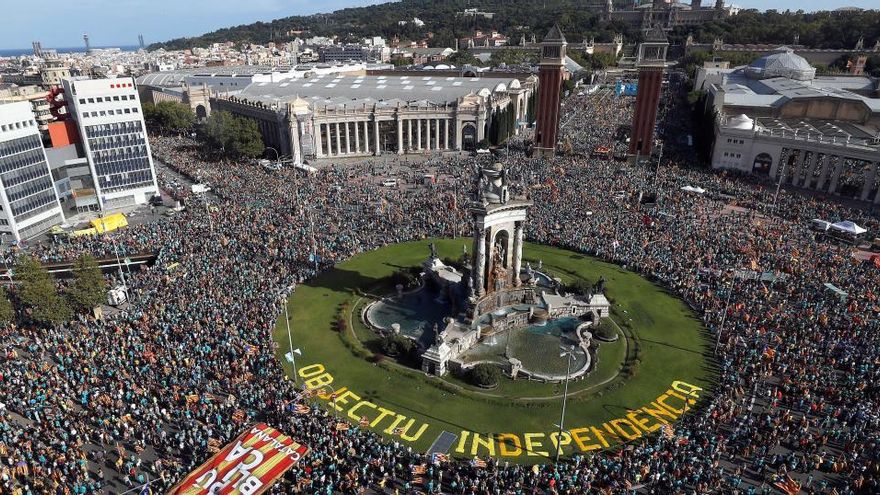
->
xmin=0 ymin=78 xmax=877 ymax=495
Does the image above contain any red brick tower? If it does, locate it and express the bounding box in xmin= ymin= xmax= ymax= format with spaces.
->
xmin=628 ymin=27 xmax=669 ymax=162
xmin=533 ymin=25 xmax=567 ymax=158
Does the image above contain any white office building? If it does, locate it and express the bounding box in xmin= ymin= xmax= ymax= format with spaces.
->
xmin=0 ymin=101 xmax=66 ymax=241
xmin=62 ymin=77 xmax=159 ymax=209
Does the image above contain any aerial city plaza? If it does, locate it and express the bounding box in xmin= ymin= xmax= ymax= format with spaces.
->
xmin=0 ymin=1 xmax=879 ymax=494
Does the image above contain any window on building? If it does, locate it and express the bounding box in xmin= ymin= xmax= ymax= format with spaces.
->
xmin=79 ymin=99 xmax=86 ymax=104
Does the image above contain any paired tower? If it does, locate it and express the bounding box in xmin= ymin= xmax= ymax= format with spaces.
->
xmin=628 ymin=27 xmax=668 ymax=161
xmin=532 ymin=25 xmax=567 ymax=158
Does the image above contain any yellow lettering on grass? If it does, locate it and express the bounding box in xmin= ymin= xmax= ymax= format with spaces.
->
xmin=496 ymin=433 xmax=523 ymax=456
xmin=470 ymin=433 xmax=495 ymax=457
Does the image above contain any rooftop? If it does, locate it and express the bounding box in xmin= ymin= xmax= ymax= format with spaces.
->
xmin=233 ymin=74 xmax=521 ymax=110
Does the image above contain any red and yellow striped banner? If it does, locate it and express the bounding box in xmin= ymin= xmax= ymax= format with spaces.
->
xmin=168 ymin=423 xmax=309 ymax=495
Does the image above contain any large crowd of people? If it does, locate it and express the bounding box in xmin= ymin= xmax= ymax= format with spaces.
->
xmin=0 ymin=77 xmax=877 ymax=494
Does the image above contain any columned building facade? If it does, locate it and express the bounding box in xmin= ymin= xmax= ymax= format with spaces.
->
xmin=713 ymin=114 xmax=880 ymax=204
xmin=211 ymin=74 xmax=535 ymax=161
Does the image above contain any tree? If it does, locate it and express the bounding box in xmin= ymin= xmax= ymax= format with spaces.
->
xmin=143 ymin=101 xmax=195 ymax=134
xmin=228 ymin=116 xmax=265 ymax=158
xmin=380 ymin=334 xmax=414 ymax=357
xmin=468 ymin=363 xmax=500 ymax=388
xmin=15 ymin=256 xmax=71 ymax=326
xmin=447 ymin=49 xmax=482 ymax=67
xmin=66 ymin=254 xmax=107 ymax=313
xmin=201 ymin=111 xmax=265 ymax=158
xmin=0 ymin=288 xmax=13 ymax=326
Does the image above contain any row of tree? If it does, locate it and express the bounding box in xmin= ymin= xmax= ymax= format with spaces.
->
xmin=152 ymin=1 xmax=880 ymax=56
xmin=142 ymin=101 xmax=265 ymax=158
xmin=486 ymin=102 xmax=517 ymax=146
xmin=142 ymin=101 xmax=196 ymax=134
xmin=0 ymin=255 xmax=107 ymax=327
xmin=200 ymin=111 xmax=265 ymax=158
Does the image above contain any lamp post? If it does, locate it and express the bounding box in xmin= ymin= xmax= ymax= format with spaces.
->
xmin=772 ymin=154 xmax=790 ymax=212
xmin=266 ymin=147 xmax=280 ymax=164
xmin=281 ymin=285 xmax=298 ymax=385
xmin=99 ymin=209 xmax=129 ymax=302
xmin=716 ymin=271 xmax=738 ymax=354
xmin=555 ymin=345 xmax=577 ymax=463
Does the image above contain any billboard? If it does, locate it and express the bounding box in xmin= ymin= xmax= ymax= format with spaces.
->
xmin=168 ymin=423 xmax=308 ymax=495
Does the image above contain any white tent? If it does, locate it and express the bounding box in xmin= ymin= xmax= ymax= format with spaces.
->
xmin=680 ymin=186 xmax=706 ymax=194
xmin=830 ymin=221 xmax=867 ymax=235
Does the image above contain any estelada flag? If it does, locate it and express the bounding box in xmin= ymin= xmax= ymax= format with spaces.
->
xmin=411 ymin=464 xmax=427 ymax=475
xmin=168 ymin=423 xmax=308 ymax=495
xmin=773 ymin=474 xmax=802 ymax=495
xmin=470 ymin=458 xmax=487 ymax=469
xmin=294 ymin=404 xmax=310 ymax=414
xmin=335 ymin=422 xmax=350 ymax=431
xmin=359 ymin=416 xmax=370 ymax=428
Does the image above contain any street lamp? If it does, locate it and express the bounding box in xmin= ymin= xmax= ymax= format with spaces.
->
xmin=555 ymin=345 xmax=577 ymax=463
xmin=266 ymin=147 xmax=280 ymax=164
xmin=715 ymin=270 xmax=739 ymax=354
xmin=280 ymin=285 xmax=299 ymax=385
xmin=99 ymin=209 xmax=129 ymax=302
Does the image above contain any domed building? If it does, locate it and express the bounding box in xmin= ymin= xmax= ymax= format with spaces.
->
xmin=695 ymin=50 xmax=880 ymax=204
xmin=743 ymin=48 xmax=816 ymax=81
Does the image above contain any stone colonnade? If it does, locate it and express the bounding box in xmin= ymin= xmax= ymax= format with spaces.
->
xmin=313 ymin=114 xmax=472 ymax=158
xmin=771 ymin=147 xmax=880 ymax=204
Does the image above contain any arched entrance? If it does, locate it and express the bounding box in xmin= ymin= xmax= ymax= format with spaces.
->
xmin=462 ymin=123 xmax=477 ymax=151
xmin=752 ymin=153 xmax=772 ymax=174
xmin=195 ymin=104 xmax=207 ymax=120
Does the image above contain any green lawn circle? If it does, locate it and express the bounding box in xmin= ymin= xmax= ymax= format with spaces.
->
xmin=275 ymin=238 xmax=714 ymax=462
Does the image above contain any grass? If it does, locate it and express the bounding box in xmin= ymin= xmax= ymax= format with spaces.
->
xmin=274 ymin=238 xmax=714 ymax=462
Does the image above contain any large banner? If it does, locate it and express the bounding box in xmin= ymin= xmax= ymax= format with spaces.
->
xmin=168 ymin=423 xmax=308 ymax=495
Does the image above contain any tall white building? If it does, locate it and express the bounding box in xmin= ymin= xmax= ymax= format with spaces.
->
xmin=0 ymin=101 xmax=66 ymax=241
xmin=62 ymin=77 xmax=159 ymax=209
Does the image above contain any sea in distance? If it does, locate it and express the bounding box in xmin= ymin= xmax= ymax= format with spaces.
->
xmin=0 ymin=46 xmax=140 ymax=57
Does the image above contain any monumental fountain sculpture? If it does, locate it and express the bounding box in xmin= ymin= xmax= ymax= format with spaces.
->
xmin=365 ymin=162 xmax=611 ymax=382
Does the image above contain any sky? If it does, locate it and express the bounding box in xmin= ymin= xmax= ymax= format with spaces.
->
xmin=0 ymin=0 xmax=876 ymax=49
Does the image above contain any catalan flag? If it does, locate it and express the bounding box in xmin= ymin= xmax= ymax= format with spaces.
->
xmin=335 ymin=422 xmax=350 ymax=431
xmin=773 ymin=474 xmax=802 ymax=495
xmin=232 ymin=409 xmax=246 ymax=423
xmin=294 ymin=404 xmax=311 ymax=414
xmin=660 ymin=424 xmax=675 ymax=440
xmin=411 ymin=464 xmax=427 ymax=475
xmin=359 ymin=416 xmax=370 ymax=428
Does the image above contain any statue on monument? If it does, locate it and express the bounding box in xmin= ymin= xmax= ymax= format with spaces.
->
xmin=492 ymin=248 xmax=507 ymax=292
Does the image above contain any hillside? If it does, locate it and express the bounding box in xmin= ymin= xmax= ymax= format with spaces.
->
xmin=150 ymin=1 xmax=880 ymax=53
